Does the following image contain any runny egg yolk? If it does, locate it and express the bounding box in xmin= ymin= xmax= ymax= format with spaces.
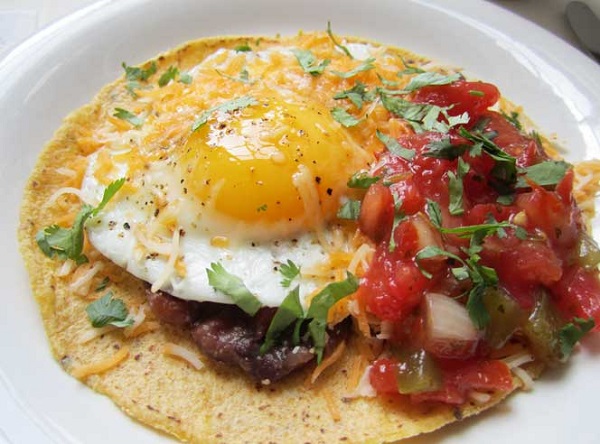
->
xmin=178 ymin=97 xmax=370 ymax=237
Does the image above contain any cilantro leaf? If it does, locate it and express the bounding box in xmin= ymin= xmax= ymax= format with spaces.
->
xmin=458 ymin=127 xmax=517 ymax=193
xmin=500 ymin=110 xmax=522 ymax=130
xmin=95 ymin=276 xmax=110 ymax=292
xmin=122 ymin=61 xmax=157 ymax=82
xmin=206 ymin=263 xmax=262 ymax=316
xmin=397 ymin=57 xmax=425 ymax=75
xmin=333 ymin=82 xmax=375 ymax=109
xmin=347 ymin=171 xmax=380 ymax=189
xmin=292 ymin=49 xmax=331 ymax=76
xmin=337 ymin=199 xmax=362 ymax=220
xmin=402 ymin=72 xmax=461 ymax=92
xmin=376 ymin=130 xmax=415 ymax=160
xmin=216 ymin=68 xmax=254 ymax=84
xmin=158 ymin=65 xmax=179 ymax=87
xmin=424 ymin=138 xmax=469 ymax=160
xmin=279 ymin=260 xmax=301 ymax=288
xmin=331 ymin=57 xmax=376 ymax=79
xmin=560 ymin=317 xmax=595 ymax=360
xmin=306 ymin=273 xmax=359 ymax=362
xmin=330 ymin=107 xmax=363 ymax=127
xmin=235 ymin=44 xmax=252 ymax=52
xmin=426 ymin=200 xmax=443 ymax=228
xmin=260 ymin=286 xmax=304 ymax=354
xmin=448 ymin=158 xmax=469 ymax=216
xmin=377 ymin=73 xmax=399 ymax=87
xmin=36 ymin=178 xmax=125 ymax=264
xmin=379 ymin=94 xmax=467 ymax=133
xmin=326 ymin=21 xmax=353 ymax=58
xmin=86 ymin=292 xmax=133 ymax=328
xmin=192 ymin=96 xmax=258 ymax=131
xmin=113 ymin=108 xmax=144 ymax=127
xmin=466 ymin=285 xmax=490 ymax=330
xmin=516 ymin=160 xmax=570 ymax=188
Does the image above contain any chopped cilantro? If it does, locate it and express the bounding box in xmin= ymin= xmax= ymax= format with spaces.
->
xmin=216 ymin=68 xmax=254 ymax=84
xmin=95 ymin=276 xmax=110 ymax=292
xmin=279 ymin=260 xmax=301 ymax=288
xmin=113 ymin=108 xmax=144 ymax=127
xmin=122 ymin=61 xmax=157 ymax=96
xmin=458 ymin=127 xmax=517 ymax=193
xmin=36 ymin=179 xmax=125 ymax=264
xmin=86 ymin=292 xmax=133 ymax=328
xmin=333 ymin=82 xmax=375 ymax=109
xmin=402 ymin=72 xmax=461 ymax=93
xmin=501 ymin=110 xmax=522 ymax=130
xmin=256 ymin=204 xmax=268 ymax=212
xmin=158 ymin=65 xmax=179 ymax=87
xmin=326 ymin=21 xmax=353 ymax=58
xmin=380 ymin=94 xmax=468 ymax=133
xmin=235 ymin=44 xmax=252 ymax=52
xmin=559 ymin=317 xmax=595 ymax=360
xmin=206 ymin=262 xmax=262 ymax=316
xmin=424 ymin=138 xmax=470 ymax=160
xmin=376 ymin=130 xmax=415 ymax=160
xmin=516 ymin=160 xmax=570 ymax=188
xmin=306 ymin=273 xmax=359 ymax=362
xmin=331 ymin=57 xmax=376 ymax=79
xmin=260 ymin=286 xmax=304 ymax=354
xmin=448 ymin=158 xmax=469 ymax=216
xmin=192 ymin=96 xmax=258 ymax=131
xmin=330 ymin=107 xmax=363 ymax=127
xmin=292 ymin=49 xmax=331 ymax=76
xmin=469 ymin=90 xmax=485 ymax=97
xmin=397 ymin=56 xmax=425 ymax=75
xmin=496 ymin=194 xmax=515 ymax=205
xmin=122 ymin=61 xmax=157 ymax=82
xmin=347 ymin=171 xmax=380 ymax=189
xmin=337 ymin=199 xmax=362 ymax=220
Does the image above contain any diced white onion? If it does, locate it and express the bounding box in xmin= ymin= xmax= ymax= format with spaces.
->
xmin=43 ymin=187 xmax=84 ymax=209
xmin=502 ymin=352 xmax=534 ymax=369
xmin=77 ymin=325 xmax=117 ymax=344
xmin=424 ymin=292 xmax=478 ymax=342
xmin=344 ymin=365 xmax=376 ymax=399
xmin=512 ymin=367 xmax=534 ymax=391
xmin=163 ymin=343 xmax=204 ymax=370
xmin=56 ymin=259 xmax=76 ymax=277
xmin=468 ymin=390 xmax=492 ymax=404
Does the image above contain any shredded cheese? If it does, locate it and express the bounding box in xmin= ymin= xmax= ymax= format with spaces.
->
xmin=310 ymin=341 xmax=346 ymax=384
xmin=69 ymin=261 xmax=104 ymax=296
xmin=150 ymin=227 xmax=181 ymax=293
xmin=321 ymin=388 xmax=342 ymax=422
xmin=77 ymin=325 xmax=117 ymax=344
xmin=43 ymin=187 xmax=84 ymax=209
xmin=71 ymin=346 xmax=129 ymax=379
xmin=163 ymin=343 xmax=204 ymax=370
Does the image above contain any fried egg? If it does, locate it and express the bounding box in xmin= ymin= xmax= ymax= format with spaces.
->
xmin=79 ymin=41 xmax=392 ymax=307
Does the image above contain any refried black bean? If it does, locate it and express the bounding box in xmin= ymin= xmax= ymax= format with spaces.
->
xmin=146 ymin=288 xmax=350 ymax=382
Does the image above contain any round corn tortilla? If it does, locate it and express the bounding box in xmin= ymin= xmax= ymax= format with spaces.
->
xmin=18 ymin=34 xmax=528 ymax=443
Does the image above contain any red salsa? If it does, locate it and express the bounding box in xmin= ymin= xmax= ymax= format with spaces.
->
xmin=354 ymin=80 xmax=600 ymax=404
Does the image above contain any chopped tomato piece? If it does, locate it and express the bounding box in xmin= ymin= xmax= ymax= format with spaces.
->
xmin=551 ymin=266 xmax=600 ymax=330
xmin=359 ymin=183 xmax=395 ymax=243
xmin=361 ymin=248 xmax=430 ymax=322
xmin=412 ymin=81 xmax=500 ymax=120
xmin=411 ymin=360 xmax=513 ymax=404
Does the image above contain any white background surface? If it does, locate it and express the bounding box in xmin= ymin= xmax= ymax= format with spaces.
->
xmin=1 ymin=0 xmax=600 ymax=58
xmin=1 ymin=1 xmax=600 ymax=444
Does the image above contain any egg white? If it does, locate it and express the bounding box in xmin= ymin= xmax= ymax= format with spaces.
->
xmin=80 ymin=43 xmax=381 ymax=308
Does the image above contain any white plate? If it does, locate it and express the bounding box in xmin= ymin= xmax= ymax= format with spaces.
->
xmin=2 ymin=0 xmax=600 ymax=443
